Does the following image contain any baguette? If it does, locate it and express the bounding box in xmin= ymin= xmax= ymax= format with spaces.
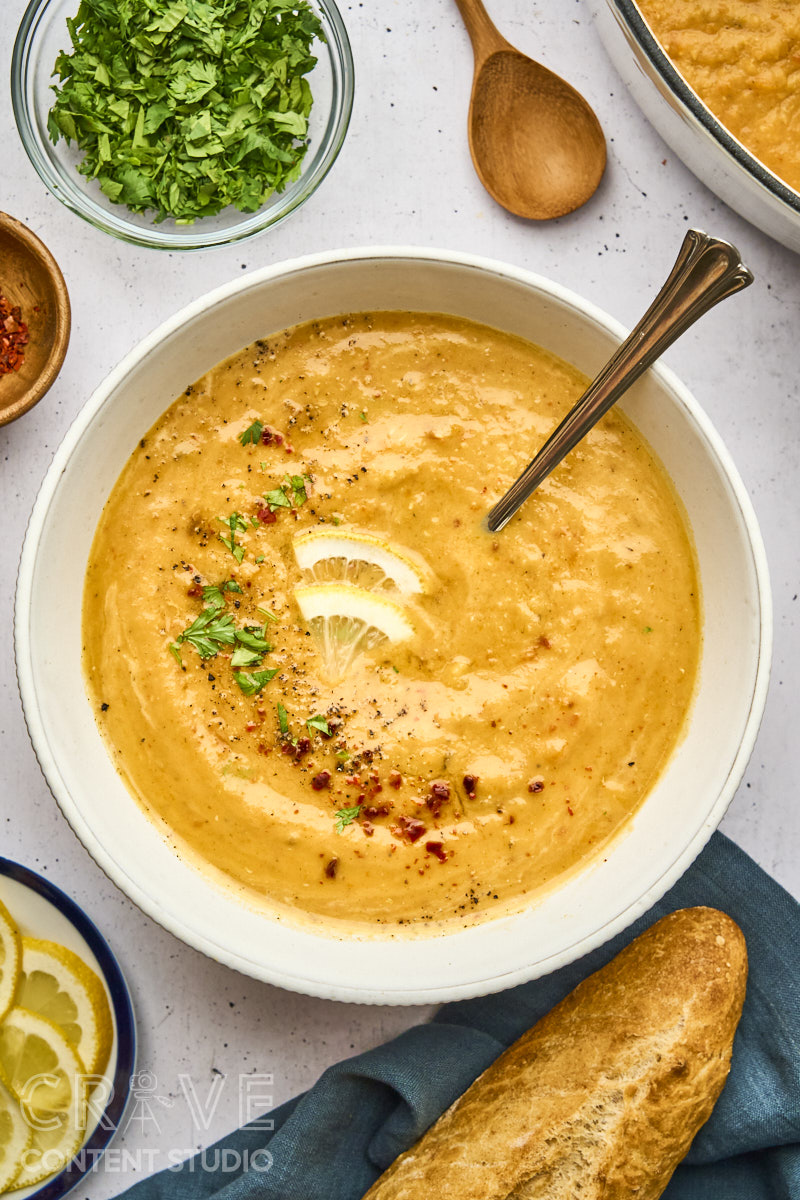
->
xmin=363 ymin=907 xmax=747 ymax=1200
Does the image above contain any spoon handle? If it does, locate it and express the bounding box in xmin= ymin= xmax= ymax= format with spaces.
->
xmin=486 ymin=229 xmax=753 ymax=533
xmin=452 ymin=0 xmax=507 ymax=59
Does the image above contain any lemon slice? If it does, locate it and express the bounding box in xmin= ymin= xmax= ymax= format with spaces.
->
xmin=6 ymin=1104 xmax=86 ymax=1192
xmin=293 ymin=529 xmax=427 ymax=594
xmin=0 ymin=901 xmax=20 ymax=1024
xmin=16 ymin=940 xmax=113 ymax=1078
xmin=0 ymin=1007 xmax=86 ymax=1117
xmin=294 ymin=583 xmax=415 ymax=680
xmin=0 ymin=1079 xmax=31 ymax=1193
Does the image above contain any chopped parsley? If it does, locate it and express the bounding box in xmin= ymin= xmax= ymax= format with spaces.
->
xmin=236 ymin=626 xmax=271 ymax=654
xmin=263 ymin=474 xmax=309 ymax=512
xmin=218 ymin=512 xmax=248 ymax=562
xmin=240 ymin=420 xmax=264 ymax=446
xmin=335 ymin=805 xmax=361 ymax=833
xmin=171 ymin=608 xmax=237 ymax=662
xmin=306 ymin=714 xmax=330 ymax=737
xmin=234 ymin=668 xmax=279 ymax=696
xmin=47 ymin=0 xmax=323 ymax=225
xmin=230 ymin=645 xmax=264 ymax=669
xmin=277 ymin=702 xmax=290 ymax=736
xmin=202 ymin=579 xmax=242 ymax=609
xmin=263 ymin=486 xmax=291 ymax=511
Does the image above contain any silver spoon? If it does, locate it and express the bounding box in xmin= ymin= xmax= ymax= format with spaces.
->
xmin=486 ymin=229 xmax=753 ymax=533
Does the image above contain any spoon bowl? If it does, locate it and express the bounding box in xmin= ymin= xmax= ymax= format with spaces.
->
xmin=456 ymin=0 xmax=606 ymax=219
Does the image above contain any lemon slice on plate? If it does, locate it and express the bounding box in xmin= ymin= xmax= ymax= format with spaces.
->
xmin=0 ymin=902 xmax=20 ymax=1024
xmin=0 ymin=1078 xmax=31 ymax=1193
xmin=294 ymin=583 xmax=415 ymax=680
xmin=293 ymin=528 xmax=428 ymax=594
xmin=15 ymin=939 xmax=113 ymax=1078
xmin=6 ymin=1103 xmax=86 ymax=1192
xmin=0 ymin=1006 xmax=87 ymax=1117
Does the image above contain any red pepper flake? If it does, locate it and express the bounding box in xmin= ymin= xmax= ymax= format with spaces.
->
xmin=425 ymin=840 xmax=447 ymax=862
xmin=462 ymin=774 xmax=478 ymax=799
xmin=361 ymin=820 xmax=375 ymax=837
xmin=426 ymin=779 xmax=450 ymax=819
xmin=528 ymin=777 xmax=545 ymax=794
xmin=311 ymin=770 xmax=332 ymax=791
xmin=186 ymin=583 xmax=203 ymax=597
xmin=363 ymin=802 xmax=390 ymax=818
xmin=389 ymin=771 xmax=403 ymax=789
xmin=538 ymin=635 xmax=551 ymax=649
xmin=0 ymin=292 xmax=29 ymax=375
xmin=394 ymin=815 xmax=426 ymax=843
xmin=567 ymin=804 xmax=574 ymax=816
xmin=273 ymin=431 xmax=284 ymax=445
xmin=256 ymin=506 xmax=277 ymax=524
xmin=324 ymin=857 xmax=338 ymax=878
xmin=245 ymin=723 xmax=258 ymax=732
xmin=293 ymin=737 xmax=311 ymax=760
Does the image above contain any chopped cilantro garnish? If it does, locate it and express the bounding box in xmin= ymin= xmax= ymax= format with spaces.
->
xmin=218 ymin=512 xmax=248 ymax=562
xmin=202 ymin=579 xmax=242 ymax=609
xmin=257 ymin=607 xmax=278 ymax=622
xmin=306 ymin=714 xmax=330 ymax=736
xmin=335 ymin=805 xmax=361 ymax=833
xmin=172 ymin=607 xmax=236 ymax=660
xmin=287 ymin=474 xmax=308 ymax=506
xmin=236 ymin=626 xmax=271 ymax=654
xmin=47 ymin=0 xmax=323 ymax=225
xmin=231 ymin=646 xmax=264 ymax=669
xmin=263 ymin=487 xmax=292 ymax=511
xmin=277 ymin=702 xmax=290 ymax=736
xmin=240 ymin=420 xmax=264 ymax=446
xmin=359 ymin=411 xmax=368 ymax=422
xmin=263 ymin=474 xmax=309 ymax=512
xmin=234 ymin=668 xmax=278 ymax=696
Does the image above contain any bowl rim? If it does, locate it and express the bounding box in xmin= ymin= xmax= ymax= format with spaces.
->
xmin=10 ymin=0 xmax=355 ymax=251
xmin=0 ymin=211 xmax=71 ymax=426
xmin=14 ymin=246 xmax=773 ymax=1003
xmin=604 ymin=0 xmax=800 ymax=216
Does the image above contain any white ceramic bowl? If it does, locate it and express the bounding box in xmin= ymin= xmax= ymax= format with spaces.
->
xmin=592 ymin=1 xmax=800 ymax=255
xmin=15 ymin=248 xmax=771 ymax=1004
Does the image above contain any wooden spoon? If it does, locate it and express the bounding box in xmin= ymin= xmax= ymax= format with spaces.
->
xmin=454 ymin=0 xmax=606 ymax=219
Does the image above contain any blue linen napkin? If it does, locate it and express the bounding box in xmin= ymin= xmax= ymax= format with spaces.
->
xmin=115 ymin=831 xmax=800 ymax=1200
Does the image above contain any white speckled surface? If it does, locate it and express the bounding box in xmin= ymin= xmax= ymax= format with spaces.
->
xmin=1 ymin=1 xmax=798 ymax=1193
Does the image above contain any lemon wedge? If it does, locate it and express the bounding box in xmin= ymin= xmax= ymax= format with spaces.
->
xmin=0 ymin=1007 xmax=86 ymax=1117
xmin=294 ymin=583 xmax=415 ymax=680
xmin=293 ymin=528 xmax=427 ymax=595
xmin=0 ymin=1079 xmax=31 ymax=1193
xmin=0 ymin=903 xmax=20 ymax=1025
xmin=15 ymin=940 xmax=113 ymax=1079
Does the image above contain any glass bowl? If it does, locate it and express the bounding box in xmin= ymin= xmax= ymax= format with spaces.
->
xmin=11 ymin=0 xmax=353 ymax=251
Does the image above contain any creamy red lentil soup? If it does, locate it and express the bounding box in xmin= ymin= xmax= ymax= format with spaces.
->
xmin=637 ymin=0 xmax=800 ymax=193
xmin=83 ymin=312 xmax=700 ymax=930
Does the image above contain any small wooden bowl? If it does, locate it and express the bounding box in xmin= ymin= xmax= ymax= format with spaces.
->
xmin=0 ymin=212 xmax=71 ymax=426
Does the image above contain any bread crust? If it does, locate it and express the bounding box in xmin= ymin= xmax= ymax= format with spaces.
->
xmin=363 ymin=907 xmax=747 ymax=1200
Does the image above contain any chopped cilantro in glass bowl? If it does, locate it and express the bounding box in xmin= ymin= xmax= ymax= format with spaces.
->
xmin=12 ymin=0 xmax=353 ymax=250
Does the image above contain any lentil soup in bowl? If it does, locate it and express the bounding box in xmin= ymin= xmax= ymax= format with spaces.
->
xmin=15 ymin=249 xmax=770 ymax=1003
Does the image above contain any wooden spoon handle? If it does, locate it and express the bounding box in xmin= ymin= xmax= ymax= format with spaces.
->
xmin=453 ymin=0 xmax=509 ymax=62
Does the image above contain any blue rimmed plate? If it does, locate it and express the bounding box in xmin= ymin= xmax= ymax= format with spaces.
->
xmin=0 ymin=858 xmax=135 ymax=1199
